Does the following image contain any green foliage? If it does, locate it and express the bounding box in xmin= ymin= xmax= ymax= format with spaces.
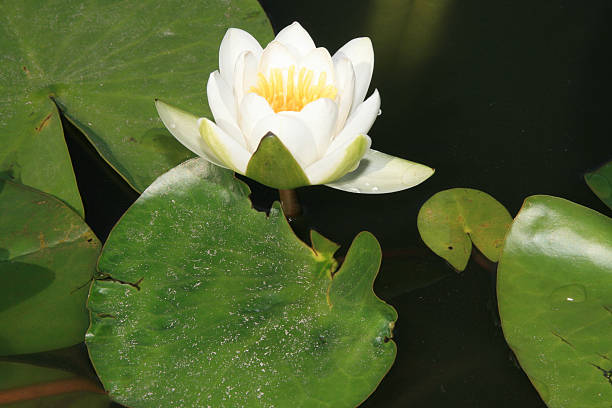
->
xmin=585 ymin=160 xmax=612 ymax=211
xmin=417 ymin=188 xmax=512 ymax=271
xmin=87 ymin=158 xmax=397 ymax=407
xmin=0 ymin=180 xmax=100 ymax=356
xmin=0 ymin=0 xmax=274 ymax=209
xmin=497 ymin=195 xmax=612 ymax=408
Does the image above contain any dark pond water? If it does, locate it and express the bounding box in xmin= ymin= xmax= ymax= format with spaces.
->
xmin=49 ymin=0 xmax=612 ymax=406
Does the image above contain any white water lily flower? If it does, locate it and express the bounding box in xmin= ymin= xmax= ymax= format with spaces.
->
xmin=156 ymin=22 xmax=434 ymax=192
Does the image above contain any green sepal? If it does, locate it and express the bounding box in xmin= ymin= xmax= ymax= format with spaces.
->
xmin=245 ymin=132 xmax=311 ymax=189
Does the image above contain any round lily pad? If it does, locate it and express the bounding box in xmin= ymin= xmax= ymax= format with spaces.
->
xmin=0 ymin=0 xmax=273 ymax=211
xmin=417 ymin=188 xmax=512 ymax=271
xmin=498 ymin=195 xmax=612 ymax=408
xmin=86 ymin=159 xmax=397 ymax=407
xmin=0 ymin=180 xmax=100 ymax=356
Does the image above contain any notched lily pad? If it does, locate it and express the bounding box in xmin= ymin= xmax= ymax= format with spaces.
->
xmin=417 ymin=188 xmax=512 ymax=271
xmin=86 ymin=158 xmax=397 ymax=408
xmin=498 ymin=195 xmax=612 ymax=408
xmin=585 ymin=160 xmax=612 ymax=211
xmin=0 ymin=179 xmax=100 ymax=356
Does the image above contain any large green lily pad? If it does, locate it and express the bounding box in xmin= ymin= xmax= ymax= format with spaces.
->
xmin=0 ymin=180 xmax=100 ymax=356
xmin=0 ymin=0 xmax=273 ymax=211
xmin=585 ymin=160 xmax=612 ymax=211
xmin=86 ymin=158 xmax=397 ymax=407
xmin=417 ymin=188 xmax=512 ymax=271
xmin=498 ymin=195 xmax=612 ymax=408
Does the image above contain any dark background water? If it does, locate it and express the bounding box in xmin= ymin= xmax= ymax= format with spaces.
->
xmin=61 ymin=0 xmax=612 ymax=406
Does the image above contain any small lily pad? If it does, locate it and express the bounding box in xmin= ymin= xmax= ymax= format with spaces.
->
xmin=417 ymin=188 xmax=512 ymax=271
xmin=87 ymin=158 xmax=397 ymax=407
xmin=498 ymin=195 xmax=612 ymax=408
xmin=585 ymin=160 xmax=612 ymax=211
xmin=0 ymin=180 xmax=100 ymax=356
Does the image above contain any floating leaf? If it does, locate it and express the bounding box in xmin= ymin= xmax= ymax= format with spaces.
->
xmin=498 ymin=195 xmax=612 ymax=407
xmin=87 ymin=158 xmax=397 ymax=407
xmin=0 ymin=361 xmax=110 ymax=407
xmin=0 ymin=180 xmax=100 ymax=356
xmin=417 ymin=188 xmax=512 ymax=271
xmin=0 ymin=0 xmax=274 ymax=208
xmin=585 ymin=161 xmax=612 ymax=211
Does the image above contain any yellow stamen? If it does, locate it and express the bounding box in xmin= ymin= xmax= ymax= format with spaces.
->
xmin=250 ymin=65 xmax=337 ymax=113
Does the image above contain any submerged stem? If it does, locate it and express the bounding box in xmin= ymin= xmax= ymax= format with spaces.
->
xmin=279 ymin=189 xmax=302 ymax=219
xmin=0 ymin=378 xmax=105 ymax=404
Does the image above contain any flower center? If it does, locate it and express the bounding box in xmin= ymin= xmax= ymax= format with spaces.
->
xmin=250 ymin=65 xmax=337 ymax=113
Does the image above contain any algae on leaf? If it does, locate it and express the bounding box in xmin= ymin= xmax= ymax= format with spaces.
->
xmin=87 ymin=159 xmax=397 ymax=407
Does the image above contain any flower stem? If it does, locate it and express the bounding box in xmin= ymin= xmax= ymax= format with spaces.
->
xmin=279 ymin=189 xmax=301 ymax=219
xmin=0 ymin=378 xmax=106 ymax=404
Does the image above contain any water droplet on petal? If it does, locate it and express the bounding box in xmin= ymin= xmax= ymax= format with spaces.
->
xmin=377 ymin=109 xmax=382 ymax=116
xmin=549 ymin=284 xmax=587 ymax=309
xmin=348 ymin=187 xmax=361 ymax=193
xmin=170 ymin=123 xmax=176 ymax=129
xmin=371 ymin=186 xmax=379 ymax=192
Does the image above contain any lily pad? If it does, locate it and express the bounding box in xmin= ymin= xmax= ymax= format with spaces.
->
xmin=585 ymin=160 xmax=612 ymax=211
xmin=497 ymin=195 xmax=612 ymax=408
xmin=0 ymin=0 xmax=273 ymax=209
xmin=417 ymin=188 xmax=512 ymax=271
xmin=86 ymin=158 xmax=397 ymax=407
xmin=0 ymin=180 xmax=100 ymax=356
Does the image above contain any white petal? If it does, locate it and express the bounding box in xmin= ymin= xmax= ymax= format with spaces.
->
xmin=206 ymin=71 xmax=246 ymax=148
xmin=334 ymin=37 xmax=374 ymax=112
xmin=238 ymin=92 xmax=275 ymax=152
xmin=233 ymin=51 xmax=259 ymax=109
xmin=198 ymin=118 xmax=251 ymax=174
xmin=325 ymin=149 xmax=435 ymax=194
xmin=298 ymin=47 xmax=335 ymax=85
xmin=332 ymin=55 xmax=356 ymax=135
xmin=328 ymin=89 xmax=380 ymax=151
xmin=259 ymin=41 xmax=297 ymax=76
xmin=219 ymin=28 xmax=263 ymax=85
xmin=155 ymin=100 xmax=227 ymax=168
xmin=305 ymin=134 xmax=371 ymax=185
xmin=281 ymin=98 xmax=337 ymax=158
xmin=274 ymin=22 xmax=316 ymax=58
xmin=251 ymin=114 xmax=318 ymax=168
